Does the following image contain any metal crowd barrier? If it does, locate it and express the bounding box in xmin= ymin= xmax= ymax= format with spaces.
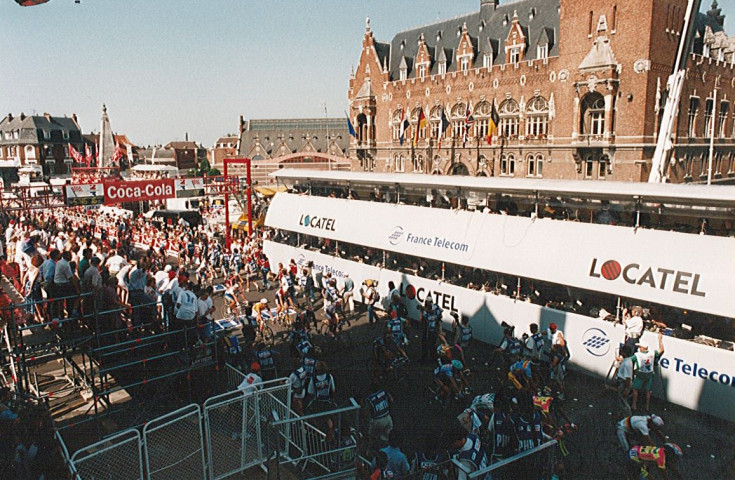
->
xmin=452 ymin=439 xmax=559 ymax=479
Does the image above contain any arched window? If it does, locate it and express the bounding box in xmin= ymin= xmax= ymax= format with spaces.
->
xmin=500 ymin=153 xmax=515 ymax=176
xmin=498 ymin=99 xmax=520 ymax=138
xmin=526 ymin=96 xmax=549 ymax=137
xmin=450 ymin=162 xmax=469 ymax=176
xmin=391 ymin=110 xmax=403 ymax=141
xmin=416 ymin=154 xmax=424 ymax=173
xmin=430 ymin=106 xmax=443 ymax=139
xmin=580 ymin=93 xmax=605 ymax=136
xmin=474 ymin=101 xmax=491 ymax=138
xmin=451 ymin=103 xmax=466 ymax=138
xmin=356 ymin=113 xmax=368 ymax=143
xmin=397 ymin=154 xmax=405 ymax=173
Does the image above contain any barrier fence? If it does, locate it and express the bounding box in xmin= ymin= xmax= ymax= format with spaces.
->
xmin=143 ymin=404 xmax=206 ymax=480
xmin=452 ymin=439 xmax=559 ymax=479
xmin=269 ymin=397 xmax=361 ymax=476
xmin=70 ymin=429 xmax=144 ymax=480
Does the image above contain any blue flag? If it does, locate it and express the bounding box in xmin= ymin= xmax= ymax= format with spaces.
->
xmin=346 ymin=113 xmax=357 ymax=138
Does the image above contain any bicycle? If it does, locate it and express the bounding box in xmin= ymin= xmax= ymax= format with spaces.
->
xmin=232 ymin=307 xmax=274 ymax=347
xmin=317 ymin=319 xmax=353 ymax=353
xmin=367 ymin=355 xmax=411 ymax=385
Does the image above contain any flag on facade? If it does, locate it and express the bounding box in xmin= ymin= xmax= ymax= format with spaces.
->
xmin=463 ymin=104 xmax=474 ymax=148
xmin=413 ymin=108 xmax=427 ymax=147
xmin=345 ymin=112 xmax=357 ymax=138
xmin=68 ymin=143 xmax=84 ymax=164
xmin=84 ymin=144 xmax=93 ymax=167
xmin=437 ymin=107 xmax=450 ymax=150
xmin=486 ymin=100 xmax=500 ymax=145
xmin=111 ymin=142 xmax=124 ymax=165
xmin=399 ymin=109 xmax=410 ymax=145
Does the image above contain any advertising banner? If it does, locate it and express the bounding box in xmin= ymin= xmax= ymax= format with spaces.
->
xmin=263 ymin=240 xmax=735 ymax=422
xmin=103 ymin=179 xmax=175 ymax=204
xmin=265 ymin=193 xmax=735 ymax=318
xmin=175 ymin=178 xmax=204 ymax=194
xmin=65 ymin=183 xmax=104 ymax=206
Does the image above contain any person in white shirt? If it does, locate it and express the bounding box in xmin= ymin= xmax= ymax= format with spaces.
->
xmin=105 ymin=250 xmax=127 ymax=277
xmin=237 ymin=363 xmax=263 ymax=396
xmin=624 ymin=306 xmax=645 ymax=351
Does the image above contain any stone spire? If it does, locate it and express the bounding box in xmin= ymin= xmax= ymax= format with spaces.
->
xmin=707 ymin=1 xmax=725 ymax=28
xmin=98 ymin=104 xmax=115 ymax=168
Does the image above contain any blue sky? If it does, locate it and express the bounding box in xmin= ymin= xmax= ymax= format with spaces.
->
xmin=1 ymin=0 xmax=733 ymax=147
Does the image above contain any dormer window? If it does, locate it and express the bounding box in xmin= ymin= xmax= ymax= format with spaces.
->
xmin=62 ymin=131 xmax=69 ymax=140
xmin=419 ymin=64 xmax=427 ymax=80
xmin=461 ymin=56 xmax=470 ymax=72
xmin=438 ymin=62 xmax=446 ymax=75
xmin=537 ymin=44 xmax=548 ymax=60
xmin=400 ymin=68 xmax=407 ymax=81
xmin=483 ymin=54 xmax=492 ymax=68
xmin=43 ymin=130 xmax=51 ymax=140
xmin=509 ymin=47 xmax=521 ymax=64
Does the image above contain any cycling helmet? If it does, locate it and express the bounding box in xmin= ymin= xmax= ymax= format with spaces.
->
xmin=260 ymin=298 xmax=268 ymax=304
xmin=650 ymin=414 xmax=664 ymax=428
xmin=663 ymin=443 xmax=683 ymax=457
xmin=452 ymin=359 xmax=464 ymax=370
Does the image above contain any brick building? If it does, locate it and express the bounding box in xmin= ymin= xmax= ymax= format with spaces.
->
xmin=210 ymin=135 xmax=239 ymax=171
xmin=0 ymin=112 xmax=83 ymax=179
xmin=348 ymin=0 xmax=735 ymax=182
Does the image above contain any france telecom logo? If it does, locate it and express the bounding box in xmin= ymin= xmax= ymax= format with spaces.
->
xmin=388 ymin=226 xmax=405 ymax=245
xmin=581 ymin=327 xmax=611 ymax=357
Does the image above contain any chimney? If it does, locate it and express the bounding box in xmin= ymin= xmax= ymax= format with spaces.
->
xmin=481 ymin=0 xmax=499 ymax=17
xmin=44 ymin=112 xmax=51 ymax=121
xmin=20 ymin=112 xmax=26 ymax=120
xmin=72 ymin=113 xmax=78 ymax=124
xmin=185 ymin=132 xmax=189 ymax=142
xmin=6 ymin=113 xmax=12 ymax=122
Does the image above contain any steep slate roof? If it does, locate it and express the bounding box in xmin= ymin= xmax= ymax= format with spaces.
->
xmin=166 ymin=141 xmax=198 ymax=150
xmin=0 ymin=114 xmax=81 ymax=144
xmin=238 ymin=118 xmax=349 ymax=157
xmin=386 ymin=0 xmax=560 ymax=80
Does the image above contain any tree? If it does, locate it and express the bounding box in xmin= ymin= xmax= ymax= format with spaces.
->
xmin=207 ymin=168 xmax=221 ymax=176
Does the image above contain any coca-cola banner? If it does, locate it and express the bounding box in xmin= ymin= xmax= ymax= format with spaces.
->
xmin=103 ymin=179 xmax=175 ymax=204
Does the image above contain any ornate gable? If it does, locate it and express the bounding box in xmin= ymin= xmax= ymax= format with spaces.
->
xmin=504 ymin=10 xmax=527 ymax=63
xmin=456 ymin=22 xmax=475 ymax=70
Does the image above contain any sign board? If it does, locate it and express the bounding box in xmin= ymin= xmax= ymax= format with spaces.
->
xmin=175 ymin=178 xmax=204 ymax=193
xmin=103 ymin=179 xmax=175 ymax=204
xmin=265 ymin=193 xmax=735 ymax=318
xmin=65 ymin=183 xmax=104 ymax=206
xmin=263 ymin=240 xmax=735 ymax=422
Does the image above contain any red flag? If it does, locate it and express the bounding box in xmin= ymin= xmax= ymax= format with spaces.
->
xmin=111 ymin=143 xmax=124 ymax=166
xmin=84 ymin=144 xmax=93 ymax=167
xmin=68 ymin=143 xmax=84 ymax=164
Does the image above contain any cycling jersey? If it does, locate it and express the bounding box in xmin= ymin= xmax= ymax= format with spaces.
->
xmin=510 ymin=360 xmax=533 ymax=379
xmin=532 ymin=396 xmax=553 ymax=415
xmin=457 ymin=325 xmax=472 ymax=346
xmin=470 ymin=393 xmax=496 ymax=412
xmin=424 ymin=305 xmax=442 ymax=332
xmin=252 ymin=303 xmax=268 ymax=317
xmin=367 ymin=390 xmax=391 ymax=419
xmin=628 ymin=445 xmax=667 ymax=470
xmin=434 ymin=363 xmax=454 ymax=381
xmin=325 ymin=285 xmax=339 ymax=303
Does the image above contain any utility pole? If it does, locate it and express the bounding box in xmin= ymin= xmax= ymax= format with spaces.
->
xmin=324 ymin=102 xmax=331 ymax=171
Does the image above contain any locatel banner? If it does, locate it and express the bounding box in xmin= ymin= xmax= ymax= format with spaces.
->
xmin=103 ymin=179 xmax=175 ymax=204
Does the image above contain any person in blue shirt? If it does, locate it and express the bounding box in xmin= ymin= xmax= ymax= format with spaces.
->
xmin=380 ymin=432 xmax=410 ymax=478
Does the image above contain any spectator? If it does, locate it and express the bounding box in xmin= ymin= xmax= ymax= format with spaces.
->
xmin=380 ymin=432 xmax=410 ymax=478
xmin=631 ymin=333 xmax=665 ymax=412
xmin=364 ymin=382 xmax=394 ymax=448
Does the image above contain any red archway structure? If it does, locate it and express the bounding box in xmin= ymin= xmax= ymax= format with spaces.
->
xmin=223 ymin=157 xmax=252 ymax=249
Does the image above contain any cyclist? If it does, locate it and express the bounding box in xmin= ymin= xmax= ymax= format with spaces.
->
xmin=373 ymin=331 xmax=409 ymax=376
xmin=280 ymin=267 xmax=296 ymax=309
xmin=507 ymin=359 xmax=537 ymax=393
xmin=324 ymin=300 xmax=343 ymax=337
xmin=616 ymin=414 xmax=665 ymax=453
xmin=386 ymin=310 xmax=408 ymax=347
xmin=433 ymin=359 xmax=468 ymax=403
xmin=224 ymin=283 xmax=244 ymax=315
xmin=252 ymin=298 xmax=270 ymax=328
xmin=298 ymin=304 xmax=318 ymax=331
xmin=627 ymin=443 xmax=683 ymax=479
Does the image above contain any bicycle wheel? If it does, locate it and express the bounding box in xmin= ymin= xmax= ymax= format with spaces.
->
xmin=261 ymin=326 xmax=274 ymax=347
xmin=319 ymin=322 xmax=331 ymax=337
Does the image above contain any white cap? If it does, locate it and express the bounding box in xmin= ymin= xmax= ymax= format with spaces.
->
xmin=636 ymin=341 xmax=649 ymax=350
xmin=260 ymin=298 xmax=268 ymax=304
xmin=650 ymin=415 xmax=664 ymax=427
xmin=164 ymin=265 xmax=172 ymax=272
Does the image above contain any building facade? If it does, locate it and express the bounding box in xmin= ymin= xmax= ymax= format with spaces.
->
xmin=348 ymin=0 xmax=735 ymax=182
xmin=0 ymin=112 xmax=83 ymax=179
xmin=237 ymin=117 xmax=351 ymax=184
xmin=210 ymin=136 xmax=239 ymax=171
